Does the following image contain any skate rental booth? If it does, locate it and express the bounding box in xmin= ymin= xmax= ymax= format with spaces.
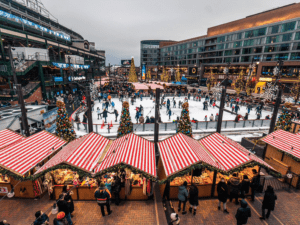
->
xmin=0 ymin=131 xmax=66 ymax=198
xmin=157 ymin=132 xmax=275 ymax=199
xmin=262 ymin=130 xmax=300 ymax=188
xmin=34 ymin=132 xmax=111 ymax=200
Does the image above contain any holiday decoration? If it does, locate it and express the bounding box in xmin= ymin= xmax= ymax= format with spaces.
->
xmin=128 ymin=57 xmax=138 ymax=82
xmin=176 ymin=102 xmax=192 ymax=137
xmin=161 ymin=67 xmax=168 ymax=82
xmin=233 ymin=70 xmax=245 ymax=95
xmin=55 ymin=101 xmax=76 ymax=142
xmin=260 ymin=82 xmax=278 ymax=102
xmin=246 ymin=66 xmax=256 ymax=96
xmin=291 ymin=75 xmax=300 ymax=103
xmin=212 ymin=82 xmax=222 ymax=100
xmin=146 ymin=69 xmax=152 ymax=81
xmin=176 ymin=69 xmax=181 ymax=82
xmin=274 ymin=110 xmax=292 ymax=132
xmin=117 ymin=101 xmax=133 ymax=138
xmin=206 ymin=69 xmax=216 ymax=91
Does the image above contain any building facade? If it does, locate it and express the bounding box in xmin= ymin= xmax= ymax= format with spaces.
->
xmin=141 ymin=3 xmax=300 ymax=92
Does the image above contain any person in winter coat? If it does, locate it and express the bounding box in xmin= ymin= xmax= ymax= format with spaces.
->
xmin=150 ymin=116 xmax=155 ymax=123
xmin=250 ymin=169 xmax=260 ymax=201
xmin=235 ymin=199 xmax=251 ymax=225
xmin=139 ymin=115 xmax=144 ymax=123
xmin=178 ymin=181 xmax=189 ymax=214
xmin=57 ymin=194 xmax=73 ymax=225
xmin=168 ymin=109 xmax=172 ymax=120
xmin=217 ymin=178 xmax=229 ymax=213
xmin=111 ymin=101 xmax=115 ymax=109
xmin=53 ymin=212 xmax=69 ymax=225
xmin=145 ymin=116 xmax=150 ymax=123
xmin=244 ymin=113 xmax=248 ymax=121
xmin=215 ymin=113 xmax=219 ymax=121
xmin=100 ymin=109 xmax=109 ymax=123
xmin=212 ymin=102 xmax=216 ymax=108
xmin=135 ymin=111 xmax=140 ymax=123
xmin=82 ymin=111 xmax=88 ymax=131
xmin=113 ymin=109 xmax=119 ymax=122
xmin=240 ymin=175 xmax=250 ymax=199
xmin=203 ymin=101 xmax=206 ymax=110
xmin=232 ymin=106 xmax=235 ymax=112
xmin=235 ymin=104 xmax=240 ymax=114
xmin=204 ymin=115 xmax=207 ymax=121
xmin=209 ymin=114 xmax=214 ymax=121
xmin=97 ymin=107 xmax=101 ymax=120
xmin=111 ymin=176 xmax=121 ymax=206
xmin=229 ymin=173 xmax=241 ymax=205
xmin=260 ymin=185 xmax=277 ymax=220
xmin=33 ymin=211 xmax=49 ymax=225
xmin=62 ymin=185 xmax=74 ymax=215
xmin=188 ymin=184 xmax=199 ymax=215
xmin=247 ymin=104 xmax=252 ymax=114
xmin=256 ymin=113 xmax=261 ymax=120
xmin=94 ymin=183 xmax=112 ymax=217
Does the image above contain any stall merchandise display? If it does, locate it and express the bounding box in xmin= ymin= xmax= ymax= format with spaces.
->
xmin=0 ymin=174 xmax=10 ymax=183
xmin=52 ymin=169 xmax=80 ymax=185
xmin=170 ymin=169 xmax=214 ymax=186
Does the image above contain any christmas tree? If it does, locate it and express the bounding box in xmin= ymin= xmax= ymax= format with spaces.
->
xmin=234 ymin=70 xmax=245 ymax=95
xmin=176 ymin=102 xmax=192 ymax=137
xmin=176 ymin=69 xmax=181 ymax=82
xmin=128 ymin=57 xmax=138 ymax=82
xmin=161 ymin=67 xmax=167 ymax=82
xmin=146 ymin=69 xmax=152 ymax=81
xmin=274 ymin=110 xmax=292 ymax=132
xmin=206 ymin=69 xmax=216 ymax=91
xmin=56 ymin=101 xmax=76 ymax=142
xmin=117 ymin=101 xmax=133 ymax=138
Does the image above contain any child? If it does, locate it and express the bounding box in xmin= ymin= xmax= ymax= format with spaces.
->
xmin=97 ymin=107 xmax=101 ymax=120
xmin=204 ymin=115 xmax=207 ymax=121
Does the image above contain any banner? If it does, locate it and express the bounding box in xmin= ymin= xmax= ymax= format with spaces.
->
xmin=121 ymin=60 xmax=131 ymax=66
xmin=54 ymin=77 xmax=63 ymax=82
xmin=52 ymin=62 xmax=90 ymax=70
xmin=0 ymin=187 xmax=8 ymax=194
xmin=142 ymin=64 xmax=146 ymax=80
xmin=0 ymin=10 xmax=70 ymax=41
xmin=189 ymin=67 xmax=198 ymax=75
xmin=43 ymin=107 xmax=58 ymax=133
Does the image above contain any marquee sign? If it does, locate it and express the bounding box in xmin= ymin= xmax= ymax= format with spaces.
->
xmin=52 ymin=62 xmax=90 ymax=70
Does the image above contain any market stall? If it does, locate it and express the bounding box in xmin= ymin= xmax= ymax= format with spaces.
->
xmin=34 ymin=132 xmax=111 ymax=200
xmin=0 ymin=129 xmax=24 ymax=150
xmin=94 ymin=133 xmax=156 ymax=200
xmin=0 ymin=131 xmax=66 ymax=198
xmin=157 ymin=133 xmax=221 ymax=198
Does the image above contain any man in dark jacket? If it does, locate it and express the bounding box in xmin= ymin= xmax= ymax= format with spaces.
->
xmin=82 ymin=111 xmax=88 ymax=131
xmin=113 ymin=109 xmax=119 ymax=122
xmin=229 ymin=173 xmax=241 ymax=205
xmin=100 ymin=109 xmax=109 ymax=123
xmin=33 ymin=211 xmax=49 ymax=225
xmin=250 ymin=169 xmax=260 ymax=201
xmin=260 ymin=185 xmax=277 ymax=220
xmin=235 ymin=199 xmax=251 ymax=225
xmin=240 ymin=175 xmax=250 ymax=199
xmin=111 ymin=176 xmax=121 ymax=206
xmin=57 ymin=194 xmax=73 ymax=225
xmin=217 ymin=178 xmax=229 ymax=213
xmin=188 ymin=184 xmax=199 ymax=215
xmin=95 ymin=183 xmax=112 ymax=216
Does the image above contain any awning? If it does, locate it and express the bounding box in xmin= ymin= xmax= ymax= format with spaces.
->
xmin=131 ymin=83 xmax=149 ymax=90
xmin=34 ymin=132 xmax=111 ymax=176
xmin=0 ymin=129 xmax=24 ymax=150
xmin=158 ymin=133 xmax=220 ymax=178
xmin=0 ymin=131 xmax=66 ymax=176
xmin=94 ymin=133 xmax=156 ymax=178
xmin=200 ymin=133 xmax=273 ymax=172
xmin=261 ymin=130 xmax=300 ymax=160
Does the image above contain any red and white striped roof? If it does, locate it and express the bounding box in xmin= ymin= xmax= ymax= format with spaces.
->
xmin=94 ymin=133 xmax=156 ymax=177
xmin=158 ymin=133 xmax=220 ymax=177
xmin=262 ymin=129 xmax=300 ymax=160
xmin=35 ymin=133 xmax=110 ymax=175
xmin=200 ymin=133 xmax=273 ymax=171
xmin=0 ymin=131 xmax=66 ymax=176
xmin=0 ymin=129 xmax=24 ymax=150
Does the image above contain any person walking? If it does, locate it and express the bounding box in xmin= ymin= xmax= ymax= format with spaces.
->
xmin=215 ymin=113 xmax=219 ymax=121
xmin=240 ymin=175 xmax=250 ymax=199
xmin=188 ymin=184 xmax=198 ymax=216
xmin=113 ymin=109 xmax=119 ymax=122
xmin=82 ymin=111 xmax=88 ymax=131
xmin=229 ymin=173 xmax=241 ymax=205
xmin=100 ymin=109 xmax=108 ymax=123
xmin=57 ymin=194 xmax=74 ymax=225
xmin=235 ymin=200 xmax=251 ymax=225
xmin=139 ymin=115 xmax=144 ymax=123
xmin=135 ymin=111 xmax=140 ymax=123
xmin=33 ymin=211 xmax=49 ymax=225
xmin=62 ymin=185 xmax=74 ymax=217
xmin=235 ymin=104 xmax=240 ymax=114
xmin=250 ymin=169 xmax=260 ymax=202
xmin=97 ymin=107 xmax=101 ymax=120
xmin=173 ymin=99 xmax=176 ymax=108
xmin=260 ymin=185 xmax=277 ymax=220
xmin=111 ymin=176 xmax=121 ymax=206
xmin=53 ymin=212 xmax=69 ymax=225
xmin=247 ymin=104 xmax=252 ymax=114
xmin=94 ymin=183 xmax=112 ymax=217
xmin=217 ymin=178 xmax=229 ymax=213
xmin=168 ymin=109 xmax=172 ymax=120
xmin=178 ymin=181 xmax=189 ymax=214
xmin=209 ymin=114 xmax=214 ymax=121
xmin=244 ymin=113 xmax=248 ymax=121
xmin=256 ymin=113 xmax=261 ymax=120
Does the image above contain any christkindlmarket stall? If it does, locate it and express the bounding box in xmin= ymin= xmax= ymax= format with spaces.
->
xmin=261 ymin=130 xmax=300 ymax=188
xmin=291 ymin=121 xmax=300 ymax=133
xmin=157 ymin=133 xmax=221 ymax=198
xmin=34 ymin=132 xmax=111 ymax=200
xmin=0 ymin=131 xmax=66 ymax=198
xmin=0 ymin=129 xmax=24 ymax=150
xmin=94 ymin=133 xmax=157 ymax=200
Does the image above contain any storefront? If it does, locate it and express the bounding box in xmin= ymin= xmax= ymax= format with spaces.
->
xmin=34 ymin=132 xmax=111 ymax=200
xmin=0 ymin=131 xmax=66 ymax=198
xmin=94 ymin=133 xmax=157 ymax=200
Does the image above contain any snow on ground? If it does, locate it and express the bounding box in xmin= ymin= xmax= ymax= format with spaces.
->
xmin=72 ymin=96 xmax=270 ymax=136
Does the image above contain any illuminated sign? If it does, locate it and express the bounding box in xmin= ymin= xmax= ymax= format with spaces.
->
xmin=259 ymin=78 xmax=273 ymax=82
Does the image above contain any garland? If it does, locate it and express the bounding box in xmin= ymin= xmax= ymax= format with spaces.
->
xmin=0 ymin=168 xmax=25 ymax=181
xmin=277 ymin=149 xmax=300 ymax=162
xmin=95 ymin=164 xmax=157 ymax=181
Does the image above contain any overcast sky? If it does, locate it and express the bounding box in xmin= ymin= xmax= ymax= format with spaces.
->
xmin=43 ymin=0 xmax=297 ymax=66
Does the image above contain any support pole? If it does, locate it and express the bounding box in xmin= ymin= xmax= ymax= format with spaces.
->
xmin=269 ymin=88 xmax=282 ymax=134
xmin=16 ymin=84 xmax=30 ymax=137
xmin=38 ymin=62 xmax=46 ymax=100
xmin=154 ymin=88 xmax=160 ymax=164
xmin=211 ymin=170 xmax=217 ymax=197
xmin=86 ymin=86 xmax=93 ymax=132
xmin=8 ymin=45 xmax=18 ymax=86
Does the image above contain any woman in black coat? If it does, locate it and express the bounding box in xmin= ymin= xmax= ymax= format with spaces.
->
xmin=240 ymin=175 xmax=250 ymax=199
xmin=188 ymin=184 xmax=199 ymax=215
xmin=260 ymin=185 xmax=277 ymax=220
xmin=217 ymin=178 xmax=229 ymax=213
xmin=62 ymin=185 xmax=75 ymax=215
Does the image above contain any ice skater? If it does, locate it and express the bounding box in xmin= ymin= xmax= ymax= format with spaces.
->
xmin=97 ymin=107 xmax=101 ymax=120
xmin=168 ymin=109 xmax=172 ymax=121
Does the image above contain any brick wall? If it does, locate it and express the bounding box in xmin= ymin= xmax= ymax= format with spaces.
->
xmin=11 ymin=87 xmax=43 ymax=105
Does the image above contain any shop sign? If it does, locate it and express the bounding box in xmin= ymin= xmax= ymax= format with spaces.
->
xmin=259 ymin=78 xmax=273 ymax=82
xmin=43 ymin=107 xmax=58 ymax=133
xmin=189 ymin=67 xmax=198 ymax=75
xmin=0 ymin=187 xmax=8 ymax=194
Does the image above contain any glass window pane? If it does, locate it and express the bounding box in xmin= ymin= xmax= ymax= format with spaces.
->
xmin=291 ymin=52 xmax=300 ymax=60
xmin=217 ymin=36 xmax=225 ymax=43
xmin=281 ymin=21 xmax=296 ymax=32
xmin=279 ymin=44 xmax=290 ymax=51
xmin=217 ymin=44 xmax=224 ymax=50
xmin=244 ymin=39 xmax=254 ymax=46
xmin=224 ymin=50 xmax=232 ymax=56
xmin=295 ymin=32 xmax=300 ymax=40
xmin=233 ymin=41 xmax=241 ymax=48
xmin=271 ymin=25 xmax=279 ymax=34
xmin=282 ymin=33 xmax=292 ymax=42
xmin=266 ymin=35 xmax=281 ymax=44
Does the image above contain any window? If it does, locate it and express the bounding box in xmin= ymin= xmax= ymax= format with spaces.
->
xmin=241 ymin=56 xmax=251 ymax=62
xmin=233 ymin=49 xmax=240 ymax=55
xmin=295 ymin=32 xmax=300 ymax=40
xmin=264 ymin=46 xmax=276 ymax=52
xmin=245 ymin=28 xmax=266 ymax=38
xmin=198 ymin=40 xmax=204 ymax=46
xmin=245 ymin=30 xmax=254 ymax=38
xmin=253 ymin=55 xmax=261 ymax=62
xmin=224 ymin=50 xmax=232 ymax=56
xmin=224 ymin=57 xmax=231 ymax=63
xmin=293 ymin=42 xmax=300 ymax=50
xmin=291 ymin=52 xmax=300 ymax=60
xmin=237 ymin=32 xmax=243 ymax=40
xmin=244 ymin=39 xmax=254 ymax=47
xmin=198 ymin=47 xmax=205 ymax=52
xmin=216 ymin=51 xmax=223 ymax=56
xmin=216 ymin=58 xmax=223 ymax=63
xmin=279 ymin=44 xmax=290 ymax=51
xmin=253 ymin=47 xmax=263 ymax=53
xmin=226 ymin=35 xmax=232 ymax=42
xmin=264 ymin=54 xmax=274 ymax=61
xmin=232 ymin=57 xmax=239 ymax=62
xmin=282 ymin=33 xmax=292 ymax=42
xmin=266 ymin=35 xmax=281 ymax=44
xmin=217 ymin=36 xmax=226 ymax=43
xmin=243 ymin=48 xmax=252 ymax=54
xmin=275 ymin=53 xmax=289 ymax=60
xmin=225 ymin=43 xmax=233 ymax=49
xmin=217 ymin=44 xmax=224 ymax=50
xmin=281 ymin=21 xmax=296 ymax=32
xmin=233 ymin=41 xmax=241 ymax=48
xmin=188 ymin=49 xmax=193 ymax=54
xmin=271 ymin=25 xmax=280 ymax=34
xmin=193 ymin=42 xmax=198 ymax=47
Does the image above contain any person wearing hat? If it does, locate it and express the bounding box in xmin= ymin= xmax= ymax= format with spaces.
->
xmin=0 ymin=220 xmax=10 ymax=225
xmin=94 ymin=182 xmax=112 ymax=217
xmin=53 ymin=212 xmax=69 ymax=225
xmin=33 ymin=210 xmax=49 ymax=225
xmin=260 ymin=185 xmax=277 ymax=220
xmin=178 ymin=181 xmax=189 ymax=214
xmin=57 ymin=194 xmax=74 ymax=225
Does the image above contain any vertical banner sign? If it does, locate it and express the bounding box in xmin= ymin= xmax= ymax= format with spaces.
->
xmin=43 ymin=107 xmax=58 ymax=133
xmin=142 ymin=64 xmax=146 ymax=80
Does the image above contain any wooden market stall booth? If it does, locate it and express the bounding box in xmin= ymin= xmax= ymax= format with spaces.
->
xmin=291 ymin=121 xmax=300 ymax=134
xmin=94 ymin=133 xmax=157 ymax=200
xmin=0 ymin=129 xmax=24 ymax=150
xmin=34 ymin=132 xmax=111 ymax=200
xmin=0 ymin=131 xmax=66 ymax=198
xmin=158 ymin=132 xmax=275 ymax=199
xmin=261 ymin=130 xmax=300 ymax=188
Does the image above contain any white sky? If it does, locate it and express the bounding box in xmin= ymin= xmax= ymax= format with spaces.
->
xmin=42 ymin=0 xmax=298 ymax=66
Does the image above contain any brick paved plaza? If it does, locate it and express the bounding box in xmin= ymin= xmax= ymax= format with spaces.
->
xmin=1 ymin=189 xmax=300 ymax=225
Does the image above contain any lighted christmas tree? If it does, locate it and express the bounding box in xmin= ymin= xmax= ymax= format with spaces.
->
xmin=206 ymin=69 xmax=216 ymax=91
xmin=117 ymin=101 xmax=133 ymax=138
xmin=176 ymin=102 xmax=192 ymax=137
xmin=176 ymin=69 xmax=181 ymax=82
xmin=146 ymin=69 xmax=152 ymax=81
xmin=274 ymin=110 xmax=292 ymax=132
xmin=234 ymin=70 xmax=245 ymax=95
xmin=55 ymin=101 xmax=76 ymax=142
xmin=128 ymin=57 xmax=138 ymax=82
